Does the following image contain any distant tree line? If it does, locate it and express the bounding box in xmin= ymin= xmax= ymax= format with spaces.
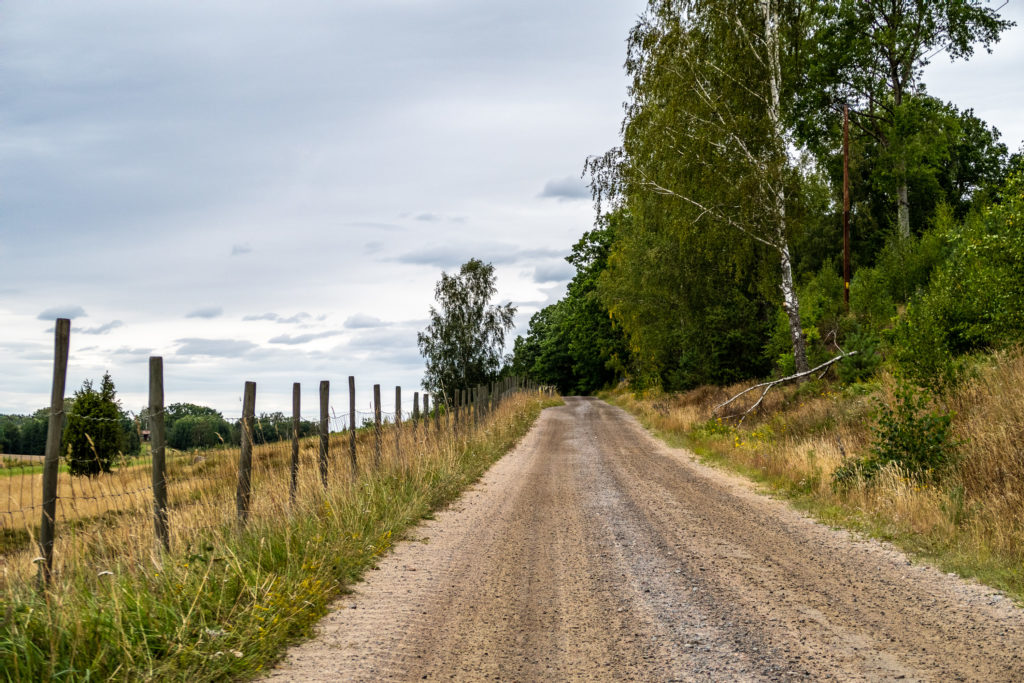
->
xmin=1 ymin=374 xmax=319 ymax=476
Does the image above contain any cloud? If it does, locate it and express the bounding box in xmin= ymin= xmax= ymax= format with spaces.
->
xmin=241 ymin=312 xmax=313 ymax=324
xmin=277 ymin=312 xmax=312 ymax=324
xmin=37 ymin=305 xmax=86 ymax=321
xmin=80 ymin=320 xmax=124 ymax=335
xmin=186 ymin=306 xmax=223 ymax=319
xmin=346 ymin=328 xmax=418 ymax=351
xmin=112 ymin=346 xmax=152 ymax=361
xmin=175 ymin=338 xmax=257 ymax=357
xmin=539 ymin=176 xmax=589 ymax=201
xmin=268 ymin=330 xmax=342 ymax=345
xmin=344 ymin=314 xmax=386 ymax=329
xmin=231 ymin=243 xmax=252 ymax=256
xmin=395 ymin=244 xmax=565 ymax=269
xmin=533 ymin=262 xmax=574 ymax=283
xmin=415 ymin=213 xmax=440 ymax=222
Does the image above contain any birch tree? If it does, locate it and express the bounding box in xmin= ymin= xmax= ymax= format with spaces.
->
xmin=590 ymin=0 xmax=812 ymax=375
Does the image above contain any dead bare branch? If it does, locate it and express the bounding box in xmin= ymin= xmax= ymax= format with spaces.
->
xmin=712 ymin=351 xmax=859 ymax=424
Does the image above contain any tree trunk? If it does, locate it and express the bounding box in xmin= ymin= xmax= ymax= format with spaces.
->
xmin=762 ymin=0 xmax=810 ymax=377
xmin=897 ymin=179 xmax=910 ymax=239
xmin=779 ymin=241 xmax=810 ymax=376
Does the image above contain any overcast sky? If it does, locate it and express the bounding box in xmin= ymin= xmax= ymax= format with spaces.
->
xmin=2 ymin=1 xmax=1022 ymax=420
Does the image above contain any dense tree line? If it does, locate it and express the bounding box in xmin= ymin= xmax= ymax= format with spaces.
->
xmin=513 ymin=0 xmax=1020 ymax=395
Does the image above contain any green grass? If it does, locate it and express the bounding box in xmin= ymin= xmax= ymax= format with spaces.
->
xmin=1 ymin=395 xmax=560 ymax=681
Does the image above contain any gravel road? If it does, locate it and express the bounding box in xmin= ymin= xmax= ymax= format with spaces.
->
xmin=268 ymin=397 xmax=1024 ymax=681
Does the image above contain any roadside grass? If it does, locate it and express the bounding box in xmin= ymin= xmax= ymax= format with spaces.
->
xmin=604 ymin=351 xmax=1024 ymax=603
xmin=1 ymin=393 xmax=559 ymax=681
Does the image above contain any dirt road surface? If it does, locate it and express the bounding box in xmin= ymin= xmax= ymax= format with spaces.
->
xmin=269 ymin=397 xmax=1024 ymax=681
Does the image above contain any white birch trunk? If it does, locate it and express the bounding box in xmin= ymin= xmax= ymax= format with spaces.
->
xmin=761 ymin=0 xmax=809 ymax=375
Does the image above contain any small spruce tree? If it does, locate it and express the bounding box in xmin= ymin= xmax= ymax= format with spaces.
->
xmin=63 ymin=372 xmax=125 ymax=476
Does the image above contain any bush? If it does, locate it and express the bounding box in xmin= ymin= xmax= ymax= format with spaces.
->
xmin=892 ymin=174 xmax=1024 ymax=386
xmin=875 ymin=217 xmax=949 ymax=303
xmin=849 ymin=267 xmax=895 ymax=327
xmin=833 ymin=383 xmax=956 ymax=486
xmin=835 ymin=330 xmax=882 ymax=384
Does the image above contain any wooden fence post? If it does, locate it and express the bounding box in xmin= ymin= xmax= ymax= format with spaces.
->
xmin=291 ymin=382 xmax=300 ymax=502
xmin=150 ymin=356 xmax=170 ymax=552
xmin=373 ymin=384 xmax=382 ymax=468
xmin=319 ymin=380 xmax=329 ymax=489
xmin=348 ymin=376 xmax=357 ymax=477
xmin=413 ymin=391 xmax=420 ymax=440
xmin=422 ymin=394 xmax=429 ymax=439
xmin=394 ymin=385 xmax=402 ymax=463
xmin=237 ymin=381 xmax=256 ymax=524
xmin=39 ymin=318 xmax=70 ymax=586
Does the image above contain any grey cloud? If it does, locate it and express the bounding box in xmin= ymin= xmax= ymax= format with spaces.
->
xmin=533 ymin=262 xmax=574 ymax=283
xmin=113 ymin=346 xmax=153 ymax=362
xmin=175 ymin=338 xmax=257 ymax=357
xmin=80 ymin=320 xmax=124 ymax=335
xmin=539 ymin=176 xmax=589 ymax=201
xmin=277 ymin=312 xmax=312 ymax=324
xmin=344 ymin=314 xmax=386 ymax=329
xmin=415 ymin=213 xmax=439 ymax=222
xmin=186 ymin=306 xmax=223 ymax=319
xmin=268 ymin=330 xmax=341 ymax=345
xmin=38 ymin=305 xmax=86 ymax=321
xmin=395 ymin=244 xmax=565 ymax=269
xmin=241 ymin=312 xmax=312 ymax=324
xmin=345 ymin=328 xmax=418 ymax=351
xmin=231 ymin=243 xmax=252 ymax=256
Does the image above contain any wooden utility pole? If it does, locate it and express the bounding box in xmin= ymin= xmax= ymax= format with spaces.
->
xmin=843 ymin=104 xmax=852 ymax=310
xmin=39 ymin=318 xmax=70 ymax=586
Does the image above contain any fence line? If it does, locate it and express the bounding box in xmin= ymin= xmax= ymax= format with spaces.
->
xmin=0 ymin=318 xmax=551 ymax=588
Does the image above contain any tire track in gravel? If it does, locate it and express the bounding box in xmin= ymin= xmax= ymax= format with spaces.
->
xmin=268 ymin=397 xmax=1024 ymax=681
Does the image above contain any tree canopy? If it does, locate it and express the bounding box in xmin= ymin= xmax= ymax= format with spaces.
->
xmin=418 ymin=258 xmax=516 ymax=402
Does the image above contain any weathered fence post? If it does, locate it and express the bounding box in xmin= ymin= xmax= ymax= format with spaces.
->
xmin=291 ymin=382 xmax=300 ymax=502
xmin=373 ymin=384 xmax=382 ymax=468
xmin=150 ymin=356 xmax=170 ymax=552
xmin=237 ymin=381 xmax=256 ymax=524
xmin=394 ymin=385 xmax=402 ymax=463
xmin=422 ymin=394 xmax=429 ymax=439
xmin=413 ymin=391 xmax=420 ymax=440
xmin=38 ymin=318 xmax=70 ymax=586
xmin=348 ymin=376 xmax=357 ymax=477
xmin=319 ymin=380 xmax=329 ymax=489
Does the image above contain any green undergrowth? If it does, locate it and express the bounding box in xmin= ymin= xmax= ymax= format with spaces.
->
xmin=604 ymin=387 xmax=1024 ymax=604
xmin=1 ymin=395 xmax=560 ymax=682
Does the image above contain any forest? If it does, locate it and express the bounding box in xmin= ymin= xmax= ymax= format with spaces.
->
xmin=512 ymin=0 xmax=1021 ymax=400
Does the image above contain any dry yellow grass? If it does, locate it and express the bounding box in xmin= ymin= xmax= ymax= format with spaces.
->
xmin=610 ymin=351 xmax=1024 ymax=591
xmin=0 ymin=405 xmax=500 ymax=588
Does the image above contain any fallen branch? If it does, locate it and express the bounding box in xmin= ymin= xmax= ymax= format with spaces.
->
xmin=712 ymin=351 xmax=858 ymax=424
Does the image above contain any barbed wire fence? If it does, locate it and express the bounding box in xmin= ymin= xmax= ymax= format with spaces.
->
xmin=0 ymin=318 xmax=551 ymax=588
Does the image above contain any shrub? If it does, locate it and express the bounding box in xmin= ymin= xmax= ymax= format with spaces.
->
xmin=833 ymin=383 xmax=956 ymax=486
